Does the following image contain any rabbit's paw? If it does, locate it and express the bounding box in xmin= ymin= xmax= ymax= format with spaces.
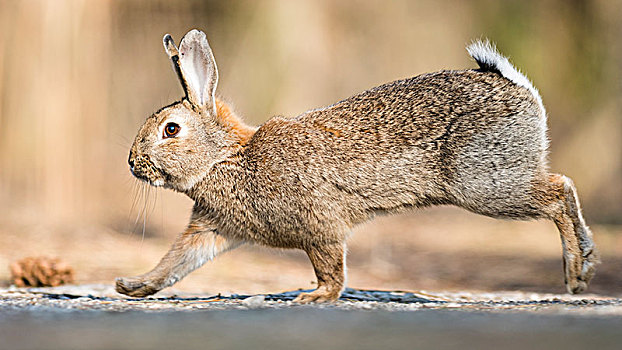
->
xmin=115 ymin=276 xmax=162 ymax=297
xmin=293 ymin=287 xmax=340 ymax=304
xmin=565 ymin=249 xmax=599 ymax=294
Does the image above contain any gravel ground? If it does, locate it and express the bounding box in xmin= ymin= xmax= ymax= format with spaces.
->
xmin=1 ymin=284 xmax=622 ymax=313
xmin=2 ymin=285 xmax=622 ymax=350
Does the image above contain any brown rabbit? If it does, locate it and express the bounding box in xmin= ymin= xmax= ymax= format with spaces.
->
xmin=116 ymin=29 xmax=598 ymax=302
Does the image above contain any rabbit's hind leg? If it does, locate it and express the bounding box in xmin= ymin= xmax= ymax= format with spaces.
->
xmin=294 ymin=242 xmax=346 ymax=303
xmin=537 ymin=174 xmax=599 ymax=294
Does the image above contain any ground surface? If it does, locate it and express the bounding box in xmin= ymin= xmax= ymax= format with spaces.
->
xmin=1 ymin=284 xmax=622 ymax=350
xmin=2 ymin=284 xmax=622 ymax=314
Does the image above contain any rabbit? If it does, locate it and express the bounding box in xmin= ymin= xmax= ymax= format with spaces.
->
xmin=116 ymin=29 xmax=598 ymax=303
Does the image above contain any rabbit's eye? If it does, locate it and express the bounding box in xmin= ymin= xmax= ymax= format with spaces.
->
xmin=163 ymin=123 xmax=181 ymax=138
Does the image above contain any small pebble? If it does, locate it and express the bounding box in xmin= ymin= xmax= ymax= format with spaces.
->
xmin=242 ymin=295 xmax=265 ymax=308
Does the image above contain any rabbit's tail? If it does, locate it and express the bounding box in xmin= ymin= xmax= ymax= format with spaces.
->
xmin=467 ymin=40 xmax=546 ymax=119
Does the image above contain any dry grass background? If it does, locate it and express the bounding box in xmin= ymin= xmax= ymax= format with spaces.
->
xmin=0 ymin=0 xmax=620 ymax=296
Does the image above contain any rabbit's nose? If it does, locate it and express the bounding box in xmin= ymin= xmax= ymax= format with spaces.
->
xmin=128 ymin=152 xmax=135 ymax=169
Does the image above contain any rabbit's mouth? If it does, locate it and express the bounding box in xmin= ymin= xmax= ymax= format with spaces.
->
xmin=131 ymin=155 xmax=166 ymax=187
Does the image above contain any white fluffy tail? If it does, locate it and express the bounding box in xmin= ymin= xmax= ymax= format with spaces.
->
xmin=467 ymin=40 xmax=546 ymax=118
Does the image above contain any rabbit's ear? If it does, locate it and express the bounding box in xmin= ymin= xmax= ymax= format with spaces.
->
xmin=162 ymin=30 xmax=218 ymax=113
xmin=163 ymin=34 xmax=189 ymax=98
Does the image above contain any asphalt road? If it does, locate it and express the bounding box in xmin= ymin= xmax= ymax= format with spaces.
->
xmin=2 ymin=309 xmax=622 ymax=350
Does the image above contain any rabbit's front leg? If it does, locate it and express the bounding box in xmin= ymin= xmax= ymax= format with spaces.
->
xmin=116 ymin=223 xmax=242 ymax=297
xmin=294 ymin=242 xmax=346 ymax=303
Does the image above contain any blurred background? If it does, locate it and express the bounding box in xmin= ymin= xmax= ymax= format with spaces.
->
xmin=0 ymin=0 xmax=620 ymax=296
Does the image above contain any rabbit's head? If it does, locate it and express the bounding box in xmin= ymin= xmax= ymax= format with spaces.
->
xmin=129 ymin=30 xmax=253 ymax=192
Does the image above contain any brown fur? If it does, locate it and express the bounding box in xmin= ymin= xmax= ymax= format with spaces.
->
xmin=215 ymin=99 xmax=256 ymax=146
xmin=116 ymin=30 xmax=597 ymax=302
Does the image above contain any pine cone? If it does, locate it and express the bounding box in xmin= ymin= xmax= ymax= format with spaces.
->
xmin=9 ymin=257 xmax=74 ymax=287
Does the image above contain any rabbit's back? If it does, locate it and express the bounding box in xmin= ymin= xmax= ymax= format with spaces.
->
xmin=243 ymin=69 xmax=547 ymax=226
